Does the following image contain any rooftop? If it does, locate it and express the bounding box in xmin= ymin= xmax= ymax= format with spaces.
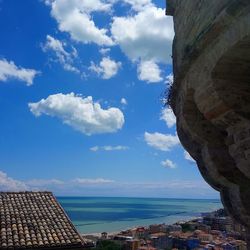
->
xmin=0 ymin=192 xmax=87 ymax=249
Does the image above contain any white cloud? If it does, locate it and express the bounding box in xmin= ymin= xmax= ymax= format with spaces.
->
xmin=122 ymin=0 xmax=153 ymax=11
xmin=47 ymin=0 xmax=114 ymax=46
xmin=0 ymin=58 xmax=39 ymax=86
xmin=72 ymin=178 xmax=115 ymax=185
xmin=0 ymin=170 xmax=115 ymax=192
xmin=90 ymin=145 xmax=129 ymax=151
xmin=89 ymin=57 xmax=121 ymax=79
xmin=161 ymin=159 xmax=176 ymax=169
xmin=29 ymin=93 xmax=124 ymax=135
xmin=160 ymin=108 xmax=176 ymax=128
xmin=26 ymin=179 xmax=64 ymax=187
xmin=90 ymin=146 xmax=99 ymax=152
xmin=0 ymin=170 xmax=217 ymax=197
xmin=137 ymin=60 xmax=163 ymax=83
xmin=111 ymin=6 xmax=174 ymax=64
xmin=144 ymin=132 xmax=180 ymax=151
xmin=111 ymin=5 xmax=173 ymax=82
xmin=42 ymin=35 xmax=79 ymax=73
xmin=99 ymin=47 xmax=111 ymax=55
xmin=120 ymin=98 xmax=127 ymax=105
xmin=0 ymin=171 xmax=28 ymax=191
xmin=184 ymin=151 xmax=196 ymax=164
xmin=43 ymin=35 xmax=70 ymax=57
xmin=44 ymin=0 xmax=52 ymax=5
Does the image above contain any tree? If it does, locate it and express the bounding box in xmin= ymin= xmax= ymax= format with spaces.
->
xmin=95 ymin=240 xmax=123 ymax=250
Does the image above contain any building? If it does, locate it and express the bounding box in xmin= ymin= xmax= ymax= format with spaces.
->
xmin=101 ymin=232 xmax=108 ymax=239
xmin=197 ymin=224 xmax=211 ymax=233
xmin=131 ymin=227 xmax=148 ymax=239
xmin=171 ymin=232 xmax=193 ymax=249
xmin=137 ymin=247 xmax=156 ymax=250
xmin=222 ymin=243 xmax=237 ymax=250
xmin=150 ymin=232 xmax=168 ymax=249
xmin=124 ymin=239 xmax=140 ymax=250
xmin=186 ymin=238 xmax=200 ymax=250
xmin=203 ymin=215 xmax=233 ymax=232
xmin=149 ymin=224 xmax=164 ymax=234
xmin=166 ymin=224 xmax=182 ymax=233
xmin=0 ymin=192 xmax=88 ymax=249
xmin=113 ymin=235 xmax=133 ymax=241
xmin=198 ymin=233 xmax=213 ymax=243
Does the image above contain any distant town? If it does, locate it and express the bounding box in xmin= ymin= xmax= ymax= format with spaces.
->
xmin=84 ymin=209 xmax=247 ymax=250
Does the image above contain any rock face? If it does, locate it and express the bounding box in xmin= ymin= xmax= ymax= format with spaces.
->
xmin=166 ymin=0 xmax=250 ymax=244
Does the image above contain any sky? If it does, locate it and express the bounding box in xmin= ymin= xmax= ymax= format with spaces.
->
xmin=0 ymin=0 xmax=219 ymax=198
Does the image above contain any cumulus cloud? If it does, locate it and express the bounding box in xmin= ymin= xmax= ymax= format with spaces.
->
xmin=0 ymin=58 xmax=39 ymax=86
xmin=42 ymin=35 xmax=79 ymax=73
xmin=46 ymin=0 xmax=114 ymax=45
xmin=144 ymin=132 xmax=180 ymax=151
xmin=120 ymin=98 xmax=127 ymax=105
xmin=99 ymin=47 xmax=111 ymax=55
xmin=44 ymin=1 xmax=174 ymax=83
xmin=89 ymin=57 xmax=121 ymax=79
xmin=111 ymin=6 xmax=174 ymax=64
xmin=184 ymin=151 xmax=196 ymax=164
xmin=111 ymin=5 xmax=173 ymax=82
xmin=90 ymin=145 xmax=129 ymax=151
xmin=0 ymin=171 xmax=28 ymax=191
xmin=161 ymin=159 xmax=176 ymax=169
xmin=122 ymin=0 xmax=153 ymax=11
xmin=29 ymin=93 xmax=124 ymax=135
xmin=137 ymin=60 xmax=163 ymax=83
xmin=160 ymin=108 xmax=176 ymax=128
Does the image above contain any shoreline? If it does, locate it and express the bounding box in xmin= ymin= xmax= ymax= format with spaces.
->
xmin=81 ymin=208 xmax=247 ymax=250
xmin=81 ymin=216 xmax=201 ymax=237
xmin=77 ymin=214 xmax=208 ymax=235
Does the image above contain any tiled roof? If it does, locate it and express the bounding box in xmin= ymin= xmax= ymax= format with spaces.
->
xmin=0 ymin=192 xmax=86 ymax=249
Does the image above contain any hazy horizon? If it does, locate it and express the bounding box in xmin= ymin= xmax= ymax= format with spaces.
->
xmin=0 ymin=0 xmax=219 ymax=199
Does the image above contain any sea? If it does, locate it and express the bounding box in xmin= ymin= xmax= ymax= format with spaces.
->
xmin=57 ymin=197 xmax=222 ymax=234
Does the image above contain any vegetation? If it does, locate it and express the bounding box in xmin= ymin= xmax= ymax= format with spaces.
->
xmin=94 ymin=240 xmax=123 ymax=250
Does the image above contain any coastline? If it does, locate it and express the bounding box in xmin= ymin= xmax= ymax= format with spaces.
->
xmin=81 ymin=215 xmax=201 ymax=237
xmin=58 ymin=197 xmax=222 ymax=235
xmin=75 ymin=213 xmax=219 ymax=234
xmin=81 ymin=208 xmax=247 ymax=250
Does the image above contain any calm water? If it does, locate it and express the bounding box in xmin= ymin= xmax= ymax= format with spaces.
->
xmin=57 ymin=197 xmax=222 ymax=234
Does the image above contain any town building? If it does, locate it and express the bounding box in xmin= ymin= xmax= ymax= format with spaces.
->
xmin=85 ymin=209 xmax=247 ymax=250
xmin=124 ymin=239 xmax=140 ymax=250
xmin=131 ymin=227 xmax=149 ymax=239
xmin=150 ymin=232 xmax=168 ymax=249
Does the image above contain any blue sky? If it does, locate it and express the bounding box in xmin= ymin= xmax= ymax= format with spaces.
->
xmin=0 ymin=0 xmax=219 ymax=198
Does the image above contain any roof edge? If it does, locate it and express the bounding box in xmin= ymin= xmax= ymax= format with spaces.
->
xmin=0 ymin=191 xmax=53 ymax=194
xmin=50 ymin=192 xmax=87 ymax=247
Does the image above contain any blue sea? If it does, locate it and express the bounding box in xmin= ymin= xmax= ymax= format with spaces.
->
xmin=57 ymin=197 xmax=222 ymax=234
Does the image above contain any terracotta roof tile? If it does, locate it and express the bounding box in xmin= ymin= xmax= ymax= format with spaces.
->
xmin=0 ymin=192 xmax=86 ymax=249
